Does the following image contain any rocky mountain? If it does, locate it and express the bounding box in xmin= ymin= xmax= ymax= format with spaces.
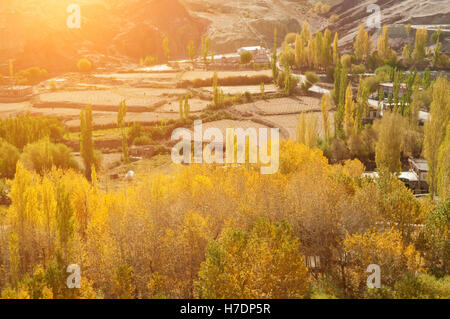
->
xmin=0 ymin=0 xmax=448 ymax=73
xmin=327 ymin=0 xmax=450 ymax=53
xmin=0 ymin=0 xmax=207 ymax=72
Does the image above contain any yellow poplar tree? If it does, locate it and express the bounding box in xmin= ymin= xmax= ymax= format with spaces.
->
xmin=321 ymin=93 xmax=331 ymax=142
xmin=344 ymin=84 xmax=355 ymax=138
xmin=424 ymin=77 xmax=449 ymax=196
xmin=333 ymin=32 xmax=339 ymax=65
xmin=354 ymin=24 xmax=370 ymax=61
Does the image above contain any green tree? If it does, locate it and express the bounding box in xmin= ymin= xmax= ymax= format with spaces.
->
xmin=422 ymin=68 xmax=431 ymax=89
xmin=375 ymin=112 xmax=402 ymax=173
xmin=80 ymin=105 xmax=94 ymax=178
xmin=184 ymin=95 xmax=190 ymax=119
xmin=436 ymin=124 xmax=450 ymax=199
xmin=413 ymin=28 xmax=428 ymax=63
xmin=201 ymin=37 xmax=210 ymax=65
xmin=377 ymin=26 xmax=392 ymax=60
xmin=162 ymin=37 xmax=170 ymax=61
xmin=333 ymin=32 xmax=339 ymax=65
xmin=271 ymin=28 xmax=279 ymax=80
xmin=406 ymin=24 xmax=412 ymax=38
xmin=187 ymin=40 xmax=195 ymax=62
xmin=424 ymin=198 xmax=449 ymax=276
xmin=294 ymin=33 xmax=303 ymax=68
xmin=321 ymin=93 xmax=331 ymax=142
xmin=55 ymin=183 xmax=75 ymax=261
xmin=344 ymin=84 xmax=355 ymax=137
xmin=118 ymin=100 xmax=129 ymax=163
xmin=0 ymin=139 xmax=20 ymax=178
xmin=424 ymin=77 xmax=449 ymax=196
xmin=354 ymin=24 xmax=370 ymax=61
xmin=240 ymin=50 xmax=253 ymax=64
xmin=355 ymin=80 xmax=369 ymax=133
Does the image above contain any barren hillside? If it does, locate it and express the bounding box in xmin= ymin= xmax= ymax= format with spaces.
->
xmin=327 ymin=0 xmax=450 ymax=53
xmin=0 ymin=0 xmax=448 ymax=73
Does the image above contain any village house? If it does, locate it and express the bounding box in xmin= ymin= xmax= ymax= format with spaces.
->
xmin=378 ymin=82 xmax=408 ymax=97
xmin=202 ymin=45 xmax=270 ymax=70
xmin=363 ymin=158 xmax=429 ymax=195
xmin=408 ymin=157 xmax=429 ymax=193
xmin=0 ymin=85 xmax=33 ymax=102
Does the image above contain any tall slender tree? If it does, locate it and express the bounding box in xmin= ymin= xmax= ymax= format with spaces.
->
xmin=187 ymin=40 xmax=195 ymax=62
xmin=321 ymin=93 xmax=331 ymax=142
xmin=375 ymin=112 xmax=402 ymax=173
xmin=333 ymin=32 xmax=340 ymax=65
xmin=354 ymin=25 xmax=370 ymax=62
xmin=80 ymin=105 xmax=94 ymax=178
xmin=344 ymin=84 xmax=355 ymax=137
xmin=424 ymin=77 xmax=449 ymax=196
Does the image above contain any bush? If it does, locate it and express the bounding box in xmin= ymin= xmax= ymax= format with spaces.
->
xmin=240 ymin=50 xmax=253 ymax=64
xmin=0 ymin=179 xmax=9 ymax=204
xmin=143 ymin=56 xmax=159 ymax=66
xmin=0 ymin=140 xmax=20 ymax=179
xmin=244 ymin=91 xmax=253 ymax=103
xmin=128 ymin=122 xmax=142 ymax=142
xmin=232 ymin=93 xmax=243 ymax=104
xmin=314 ymin=1 xmax=331 ymax=14
xmin=394 ymin=274 xmax=450 ymax=299
xmin=0 ymin=114 xmax=65 ymax=150
xmin=301 ymin=71 xmax=319 ymax=91
xmin=133 ymin=135 xmax=153 ymax=146
xmin=93 ymin=150 xmax=103 ymax=171
xmin=15 ymin=67 xmax=48 ymax=85
xmin=327 ymin=137 xmax=350 ymax=163
xmin=178 ymin=75 xmax=272 ymax=88
xmin=20 ymin=139 xmax=79 ymax=174
xmin=341 ymin=54 xmax=353 ymax=68
xmin=329 ymin=14 xmax=339 ymax=24
xmin=77 ymin=58 xmax=92 ymax=72
xmin=284 ymin=32 xmax=298 ymax=44
xmin=351 ymin=64 xmax=366 ymax=74
xmin=375 ymin=65 xmax=393 ymax=82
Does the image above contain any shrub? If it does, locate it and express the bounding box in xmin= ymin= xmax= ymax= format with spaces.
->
xmin=20 ymin=139 xmax=79 ymax=174
xmin=351 ymin=64 xmax=366 ymax=74
xmin=77 ymin=58 xmax=92 ymax=72
xmin=314 ymin=2 xmax=331 ymax=14
xmin=15 ymin=67 xmax=48 ymax=85
xmin=178 ymin=75 xmax=272 ymax=88
xmin=232 ymin=93 xmax=243 ymax=104
xmin=284 ymin=32 xmax=298 ymax=44
xmin=240 ymin=50 xmax=253 ymax=64
xmin=329 ymin=14 xmax=339 ymax=24
xmin=143 ymin=56 xmax=159 ymax=66
xmin=93 ymin=150 xmax=103 ymax=171
xmin=0 ymin=114 xmax=65 ymax=150
xmin=48 ymin=80 xmax=57 ymax=91
xmin=128 ymin=122 xmax=142 ymax=142
xmin=196 ymin=218 xmax=310 ymax=298
xmin=244 ymin=91 xmax=253 ymax=103
xmin=341 ymin=54 xmax=353 ymax=68
xmin=133 ymin=135 xmax=153 ymax=146
xmin=301 ymin=71 xmax=319 ymax=91
xmin=0 ymin=140 xmax=20 ymax=179
xmin=0 ymin=179 xmax=9 ymax=204
xmin=394 ymin=274 xmax=450 ymax=299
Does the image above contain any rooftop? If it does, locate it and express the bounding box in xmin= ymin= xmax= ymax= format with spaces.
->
xmin=398 ymin=171 xmax=419 ymax=182
xmin=409 ymin=158 xmax=429 ymax=171
xmin=238 ymin=46 xmax=264 ymax=52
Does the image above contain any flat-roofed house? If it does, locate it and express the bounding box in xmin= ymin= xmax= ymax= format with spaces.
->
xmin=0 ymin=85 xmax=33 ymax=102
xmin=408 ymin=157 xmax=429 ymax=193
